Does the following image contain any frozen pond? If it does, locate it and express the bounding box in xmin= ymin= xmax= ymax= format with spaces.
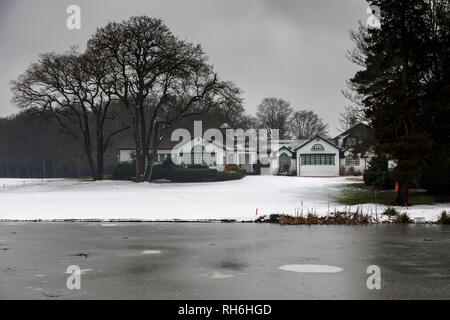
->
xmin=0 ymin=222 xmax=449 ymax=299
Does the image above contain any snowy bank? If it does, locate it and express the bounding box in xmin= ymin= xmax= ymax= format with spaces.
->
xmin=0 ymin=177 xmax=448 ymax=222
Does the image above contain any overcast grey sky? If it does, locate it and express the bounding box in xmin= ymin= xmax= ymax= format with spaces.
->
xmin=0 ymin=0 xmax=368 ymax=135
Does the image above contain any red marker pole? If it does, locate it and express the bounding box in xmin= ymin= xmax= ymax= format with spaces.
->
xmin=256 ymin=208 xmax=258 ymax=215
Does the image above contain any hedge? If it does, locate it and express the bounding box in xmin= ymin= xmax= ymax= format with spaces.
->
xmin=225 ymin=164 xmax=245 ymax=174
xmin=112 ymin=162 xmax=135 ymax=180
xmin=112 ymin=160 xmax=245 ymax=182
xmin=169 ymin=168 xmax=218 ymax=182
xmin=216 ymin=171 xmax=243 ymax=181
xmin=169 ymin=168 xmax=245 ymax=182
xmin=112 ymin=158 xmax=182 ymax=181
xmin=187 ymin=164 xmax=209 ymax=169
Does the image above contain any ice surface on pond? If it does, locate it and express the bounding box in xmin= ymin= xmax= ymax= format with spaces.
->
xmin=141 ymin=250 xmax=162 ymax=255
xmin=279 ymin=264 xmax=344 ymax=273
xmin=202 ymin=271 xmax=234 ymax=279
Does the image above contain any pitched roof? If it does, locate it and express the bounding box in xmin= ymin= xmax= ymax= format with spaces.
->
xmin=334 ymin=123 xmax=373 ymax=140
xmin=294 ymin=135 xmax=340 ymax=152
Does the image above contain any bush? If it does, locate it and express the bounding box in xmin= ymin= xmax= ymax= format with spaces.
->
xmin=277 ymin=164 xmax=290 ymax=175
xmin=151 ymin=158 xmax=183 ymax=180
xmin=363 ymin=155 xmax=395 ymax=189
xmin=151 ymin=164 xmax=165 ymax=180
xmin=112 ymin=162 xmax=136 ymax=180
xmin=269 ymin=214 xmax=281 ymax=223
xmin=169 ymin=168 xmax=218 ymax=182
xmin=168 ymin=167 xmax=245 ymax=182
xmin=187 ymin=164 xmax=209 ymax=169
xmin=437 ymin=211 xmax=450 ymax=224
xmin=383 ymin=207 xmax=399 ymax=216
xmin=216 ymin=171 xmax=243 ymax=181
xmin=393 ymin=212 xmax=412 ymax=224
xmin=225 ymin=164 xmax=245 ymax=174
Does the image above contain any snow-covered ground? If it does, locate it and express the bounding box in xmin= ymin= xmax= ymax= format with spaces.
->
xmin=0 ymin=176 xmax=448 ymax=222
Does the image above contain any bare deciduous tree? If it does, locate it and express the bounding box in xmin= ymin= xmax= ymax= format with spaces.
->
xmin=87 ymin=16 xmax=241 ymax=182
xmin=290 ymin=110 xmax=329 ymax=140
xmin=11 ymin=48 xmax=128 ymax=180
xmin=256 ymin=97 xmax=293 ymax=139
xmin=339 ymin=104 xmax=365 ymax=131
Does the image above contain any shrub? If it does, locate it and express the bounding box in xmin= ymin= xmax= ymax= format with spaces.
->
xmin=169 ymin=168 xmax=218 ymax=182
xmin=277 ymin=164 xmax=290 ymax=175
xmin=187 ymin=164 xmax=209 ymax=169
xmin=393 ymin=213 xmax=412 ymax=224
xmin=437 ymin=211 xmax=450 ymax=224
xmin=363 ymin=155 xmax=394 ymax=189
xmin=383 ymin=207 xmax=399 ymax=216
xmin=150 ymin=164 xmax=165 ymax=180
xmin=112 ymin=162 xmax=136 ymax=180
xmin=269 ymin=214 xmax=281 ymax=223
xmin=151 ymin=158 xmax=183 ymax=180
xmin=216 ymin=171 xmax=243 ymax=181
xmin=225 ymin=164 xmax=245 ymax=174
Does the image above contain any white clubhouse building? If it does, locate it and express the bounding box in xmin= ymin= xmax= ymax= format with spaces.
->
xmin=118 ymin=123 xmax=372 ymax=177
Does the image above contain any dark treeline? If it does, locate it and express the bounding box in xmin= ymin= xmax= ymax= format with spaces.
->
xmin=0 ymin=105 xmax=246 ymax=179
xmin=0 ymin=114 xmax=115 ymax=178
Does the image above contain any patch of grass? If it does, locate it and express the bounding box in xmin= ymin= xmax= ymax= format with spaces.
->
xmin=77 ymin=177 xmax=93 ymax=182
xmin=334 ymin=184 xmax=435 ymax=206
xmin=278 ymin=209 xmax=374 ymax=225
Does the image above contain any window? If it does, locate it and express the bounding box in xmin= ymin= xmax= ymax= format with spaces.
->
xmin=345 ymin=136 xmax=357 ymax=148
xmin=191 ymin=145 xmax=216 ymax=165
xmin=311 ymin=144 xmax=325 ymax=151
xmin=279 ymin=153 xmax=291 ymax=166
xmin=191 ymin=145 xmax=205 ymax=165
xmin=346 ymin=153 xmax=360 ymax=166
xmin=301 ymin=154 xmax=335 ymax=166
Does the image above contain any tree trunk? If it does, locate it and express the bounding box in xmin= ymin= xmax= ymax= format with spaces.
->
xmin=95 ymin=133 xmax=104 ymax=181
xmin=95 ymin=151 xmax=104 ymax=180
xmin=145 ymin=151 xmax=156 ymax=182
xmin=396 ymin=180 xmax=408 ymax=206
xmin=51 ymin=158 xmax=57 ymax=177
xmin=42 ymin=159 xmax=46 ymax=178
xmin=135 ymin=146 xmax=146 ymax=182
xmin=131 ymin=115 xmax=147 ymax=182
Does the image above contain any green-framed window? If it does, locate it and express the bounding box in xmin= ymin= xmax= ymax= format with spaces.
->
xmin=345 ymin=153 xmax=360 ymax=166
xmin=311 ymin=144 xmax=325 ymax=151
xmin=301 ymin=154 xmax=335 ymax=166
